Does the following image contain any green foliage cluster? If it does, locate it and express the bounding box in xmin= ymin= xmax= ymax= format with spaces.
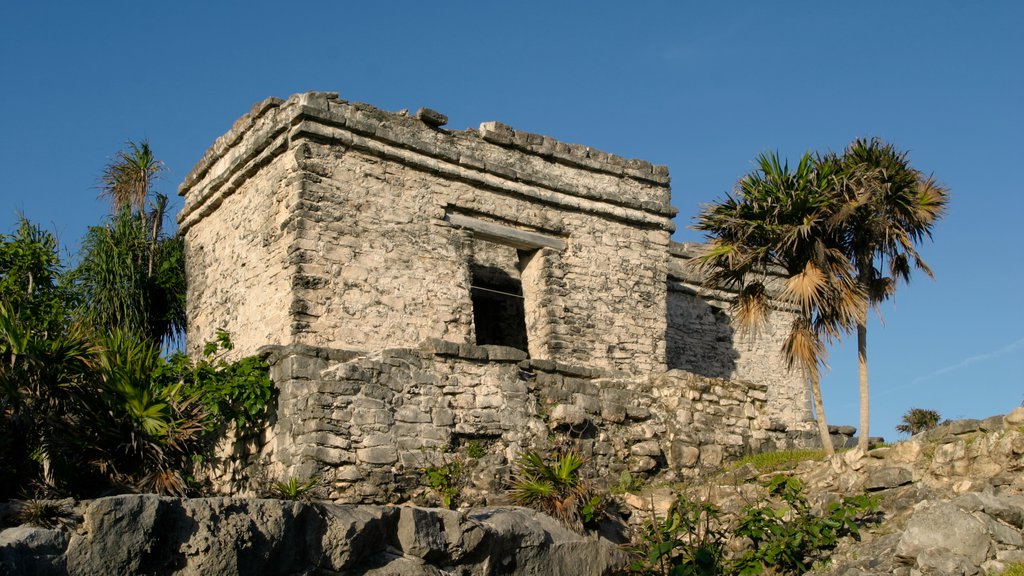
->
xmin=628 ymin=475 xmax=877 ymax=576
xmin=629 ymin=492 xmax=727 ymax=575
xmin=895 ymin=408 xmax=941 ymax=436
xmin=464 ymin=440 xmax=486 ymax=459
xmin=156 ymin=329 xmax=275 ymax=436
xmin=421 ymin=458 xmax=464 ymax=509
xmin=0 ymin=141 xmax=275 ymax=499
xmin=508 ymin=450 xmax=603 ymax=532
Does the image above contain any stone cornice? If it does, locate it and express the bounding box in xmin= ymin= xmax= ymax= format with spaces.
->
xmin=178 ymin=92 xmax=676 ymax=233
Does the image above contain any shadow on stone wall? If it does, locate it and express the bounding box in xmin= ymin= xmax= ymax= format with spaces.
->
xmin=665 ymin=288 xmax=739 ymax=379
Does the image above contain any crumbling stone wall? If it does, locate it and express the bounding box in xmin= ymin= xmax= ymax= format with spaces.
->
xmin=179 ymin=91 xmax=820 ymax=501
xmin=209 ymin=341 xmax=816 ymax=504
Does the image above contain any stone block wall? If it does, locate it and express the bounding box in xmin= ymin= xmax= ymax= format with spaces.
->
xmin=212 ymin=341 xmax=816 ymax=504
xmin=666 ymin=242 xmax=811 ymax=424
xmin=178 ymin=91 xmax=675 ymax=375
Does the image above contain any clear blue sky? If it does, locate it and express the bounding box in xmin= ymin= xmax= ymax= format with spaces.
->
xmin=2 ymin=1 xmax=1021 ymax=441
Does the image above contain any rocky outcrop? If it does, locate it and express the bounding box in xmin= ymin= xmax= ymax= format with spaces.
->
xmin=0 ymin=496 xmax=627 ymax=576
xmin=798 ymin=407 xmax=1024 ymax=576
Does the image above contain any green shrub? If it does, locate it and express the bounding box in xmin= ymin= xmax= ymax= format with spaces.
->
xmin=732 ymin=475 xmax=877 ymax=575
xmin=627 ymin=492 xmax=728 ymax=575
xmin=895 ymin=408 xmax=941 ymax=436
xmin=464 ymin=440 xmax=486 ymax=459
xmin=156 ymin=328 xmax=276 ymax=436
xmin=626 ymin=475 xmax=877 ymax=576
xmin=421 ymin=457 xmax=464 ymax=509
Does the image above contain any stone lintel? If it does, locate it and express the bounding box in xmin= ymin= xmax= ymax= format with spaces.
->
xmin=446 ymin=214 xmax=566 ymax=251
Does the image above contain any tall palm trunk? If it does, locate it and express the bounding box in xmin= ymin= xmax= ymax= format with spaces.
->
xmin=809 ymin=372 xmax=835 ymax=457
xmin=857 ymin=320 xmax=870 ymax=452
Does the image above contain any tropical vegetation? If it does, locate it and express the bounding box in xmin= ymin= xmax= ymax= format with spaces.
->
xmin=0 ymin=141 xmax=274 ymax=499
xmin=694 ymin=138 xmax=946 ymax=454
xmin=895 ymin=407 xmax=941 ymax=436
xmin=828 ymin=138 xmax=948 ymax=451
xmin=627 ymin=474 xmax=877 ymax=575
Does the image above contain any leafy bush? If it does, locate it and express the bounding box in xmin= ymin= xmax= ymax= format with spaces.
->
xmin=508 ymin=450 xmax=603 ymax=532
xmin=733 ymin=475 xmax=877 ymax=575
xmin=464 ymin=440 xmax=486 ymax=459
xmin=422 ymin=458 xmax=464 ymax=509
xmin=155 ymin=329 xmax=275 ymax=435
xmin=895 ymin=408 xmax=941 ymax=436
xmin=628 ymin=492 xmax=728 ymax=575
xmin=626 ymin=475 xmax=877 ymax=576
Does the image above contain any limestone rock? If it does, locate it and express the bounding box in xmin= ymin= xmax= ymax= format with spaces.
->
xmin=0 ymin=526 xmax=68 ymax=576
xmin=896 ymin=501 xmax=990 ymax=567
xmin=12 ymin=496 xmax=627 ymax=575
xmin=864 ymin=467 xmax=913 ymax=491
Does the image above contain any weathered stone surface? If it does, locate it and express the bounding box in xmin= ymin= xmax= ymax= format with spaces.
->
xmin=9 ymin=497 xmax=627 ymax=576
xmin=896 ymin=501 xmax=990 ymax=566
xmin=0 ymin=526 xmax=68 ymax=576
xmin=415 ymin=107 xmax=447 ymax=127
xmin=864 ymin=467 xmax=914 ymax=491
xmin=1005 ymin=407 xmax=1024 ymax=426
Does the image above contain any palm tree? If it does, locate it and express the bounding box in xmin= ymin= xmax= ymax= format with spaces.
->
xmin=694 ymin=152 xmax=865 ymax=456
xmin=100 ymin=140 xmax=164 ymax=216
xmin=72 ymin=141 xmax=186 ymax=348
xmin=830 ymin=138 xmax=949 ymax=452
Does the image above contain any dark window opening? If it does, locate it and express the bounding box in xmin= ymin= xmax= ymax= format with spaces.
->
xmin=470 ymin=265 xmax=529 ymax=353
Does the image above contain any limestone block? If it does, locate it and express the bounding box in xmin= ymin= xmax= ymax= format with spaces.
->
xmin=630 ymin=440 xmax=663 ymax=458
xmin=1005 ymin=407 xmax=1024 ymax=426
xmin=698 ymin=445 xmax=723 ymax=467
xmin=356 ymin=446 xmax=398 ymax=465
xmin=548 ymin=404 xmax=588 ymax=429
xmin=864 ymin=467 xmax=914 ymax=491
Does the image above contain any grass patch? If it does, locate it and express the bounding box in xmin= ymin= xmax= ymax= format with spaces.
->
xmin=993 ymin=563 xmax=1024 ymax=576
xmin=725 ymin=449 xmax=829 ymax=474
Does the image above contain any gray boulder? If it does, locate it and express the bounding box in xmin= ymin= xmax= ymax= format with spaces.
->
xmin=896 ymin=501 xmax=990 ymax=567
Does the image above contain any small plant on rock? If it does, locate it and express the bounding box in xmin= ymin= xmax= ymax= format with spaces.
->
xmin=992 ymin=563 xmax=1024 ymax=576
xmin=508 ymin=450 xmax=603 ymax=532
xmin=13 ymin=499 xmax=74 ymax=528
xmin=464 ymin=440 xmax=486 ymax=459
xmin=421 ymin=458 xmax=464 ymax=509
xmin=895 ymin=408 xmax=941 ymax=436
xmin=270 ymin=477 xmax=320 ymax=501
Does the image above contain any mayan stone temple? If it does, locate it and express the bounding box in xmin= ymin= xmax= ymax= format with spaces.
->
xmin=177 ymin=91 xmax=823 ymax=502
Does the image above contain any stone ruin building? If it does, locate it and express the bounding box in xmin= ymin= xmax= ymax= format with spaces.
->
xmin=177 ymin=91 xmax=824 ymax=502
